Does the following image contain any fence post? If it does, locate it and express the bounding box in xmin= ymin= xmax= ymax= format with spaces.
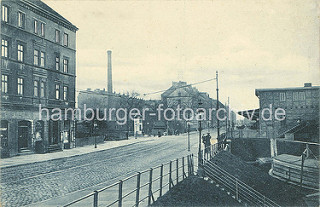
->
xmin=148 ymin=168 xmax=153 ymax=206
xmin=169 ymin=161 xmax=172 ymax=189
xmin=135 ymin=172 xmax=141 ymax=207
xmin=118 ymin=180 xmax=123 ymax=207
xmin=160 ymin=164 xmax=163 ymax=197
xmin=182 ymin=157 xmax=185 ymax=178
xmin=176 ymin=158 xmax=179 ymax=184
xmin=235 ymin=178 xmax=239 ymax=201
xmin=187 ymin=155 xmax=190 ymax=176
xmin=93 ymin=190 xmax=98 ymax=207
xmin=191 ymin=154 xmax=194 ymax=174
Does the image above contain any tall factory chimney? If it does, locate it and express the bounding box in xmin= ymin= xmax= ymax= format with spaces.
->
xmin=107 ymin=50 xmax=113 ymax=93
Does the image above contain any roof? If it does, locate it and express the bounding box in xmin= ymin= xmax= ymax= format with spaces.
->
xmin=20 ymin=0 xmax=78 ymax=32
xmin=255 ymin=85 xmax=320 ymax=96
xmin=238 ymin=109 xmax=259 ymax=121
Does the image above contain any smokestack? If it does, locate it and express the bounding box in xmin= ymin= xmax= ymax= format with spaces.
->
xmin=107 ymin=50 xmax=113 ymax=93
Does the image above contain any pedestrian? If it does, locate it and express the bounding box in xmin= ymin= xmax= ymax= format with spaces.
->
xmin=205 ymin=133 xmax=211 ymax=153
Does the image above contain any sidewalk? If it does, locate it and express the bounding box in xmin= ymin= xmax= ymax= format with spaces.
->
xmin=0 ymin=136 xmax=157 ymax=168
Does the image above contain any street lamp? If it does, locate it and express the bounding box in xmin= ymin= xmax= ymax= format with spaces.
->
xmin=187 ymin=121 xmax=190 ymax=151
xmin=197 ymin=100 xmax=204 ymax=167
xmin=93 ymin=121 xmax=97 ymax=148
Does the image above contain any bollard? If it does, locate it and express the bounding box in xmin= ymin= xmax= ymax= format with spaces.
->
xmin=135 ymin=172 xmax=141 ymax=207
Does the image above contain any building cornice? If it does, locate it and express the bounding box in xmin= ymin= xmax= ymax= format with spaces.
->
xmin=19 ymin=0 xmax=79 ymax=32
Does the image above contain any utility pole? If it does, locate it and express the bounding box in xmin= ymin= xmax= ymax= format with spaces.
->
xmin=227 ymin=97 xmax=230 ymax=138
xmin=187 ymin=123 xmax=190 ymax=151
xmin=216 ymin=71 xmax=220 ymax=139
xmin=198 ymin=101 xmax=203 ymax=167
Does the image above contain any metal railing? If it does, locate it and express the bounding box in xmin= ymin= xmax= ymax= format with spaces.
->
xmin=200 ymin=142 xmax=281 ymax=207
xmin=63 ymin=154 xmax=195 ymax=207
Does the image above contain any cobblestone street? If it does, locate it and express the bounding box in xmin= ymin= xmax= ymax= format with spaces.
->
xmin=1 ymin=132 xmax=210 ymax=207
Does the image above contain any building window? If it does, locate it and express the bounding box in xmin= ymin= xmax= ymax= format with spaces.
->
xmin=18 ymin=78 xmax=23 ymax=95
xmin=63 ymin=59 xmax=68 ymax=73
xmin=1 ymin=39 xmax=8 ymax=58
xmin=34 ymin=19 xmax=38 ymax=34
xmin=18 ymin=12 xmax=25 ymax=28
xmin=299 ymin=92 xmax=305 ymax=100
xmin=34 ymin=49 xmax=39 ymax=65
xmin=55 ymin=84 xmax=60 ymax=99
xmin=17 ymin=44 xmax=24 ymax=62
xmin=293 ymin=92 xmax=299 ymax=101
xmin=63 ymin=86 xmax=68 ymax=101
xmin=40 ymin=81 xmax=45 ymax=98
xmin=55 ymin=55 xmax=60 ymax=70
xmin=1 ymin=75 xmax=8 ymax=94
xmin=34 ymin=80 xmax=38 ymax=97
xmin=2 ymin=5 xmax=8 ymax=23
xmin=280 ymin=92 xmax=285 ymax=102
xmin=41 ymin=23 xmax=45 ymax=37
xmin=64 ymin=33 xmax=68 ymax=47
xmin=40 ymin=51 xmax=45 ymax=67
xmin=55 ymin=30 xmax=60 ymax=43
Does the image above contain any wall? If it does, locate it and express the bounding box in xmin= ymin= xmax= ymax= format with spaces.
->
xmin=230 ymin=138 xmax=270 ymax=161
xmin=230 ymin=138 xmax=319 ymax=161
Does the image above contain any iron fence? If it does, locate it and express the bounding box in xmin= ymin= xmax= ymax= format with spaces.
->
xmin=63 ymin=154 xmax=194 ymax=207
xmin=200 ymin=142 xmax=281 ymax=207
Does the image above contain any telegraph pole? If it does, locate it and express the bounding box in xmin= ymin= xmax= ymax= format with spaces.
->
xmin=216 ymin=71 xmax=220 ymax=139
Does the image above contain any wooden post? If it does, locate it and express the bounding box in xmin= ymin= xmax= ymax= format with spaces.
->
xmin=135 ymin=172 xmax=141 ymax=207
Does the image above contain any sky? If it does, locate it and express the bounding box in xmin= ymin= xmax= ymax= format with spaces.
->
xmin=43 ymin=0 xmax=319 ymax=111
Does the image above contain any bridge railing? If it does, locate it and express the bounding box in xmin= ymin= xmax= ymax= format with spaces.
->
xmin=198 ymin=142 xmax=281 ymax=207
xmin=63 ymin=154 xmax=194 ymax=207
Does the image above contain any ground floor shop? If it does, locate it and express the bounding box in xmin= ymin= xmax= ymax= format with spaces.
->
xmin=0 ymin=109 xmax=75 ymax=158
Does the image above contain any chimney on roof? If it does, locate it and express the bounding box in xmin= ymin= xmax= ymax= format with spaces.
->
xmin=107 ymin=50 xmax=113 ymax=93
xmin=304 ymin=83 xmax=312 ymax=87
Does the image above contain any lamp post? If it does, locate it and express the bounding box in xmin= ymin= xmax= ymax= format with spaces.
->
xmin=93 ymin=121 xmax=97 ymax=148
xmin=187 ymin=122 xmax=190 ymax=151
xmin=198 ymin=101 xmax=204 ymax=167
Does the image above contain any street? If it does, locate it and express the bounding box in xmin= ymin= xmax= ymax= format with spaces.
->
xmin=1 ymin=130 xmax=217 ymax=207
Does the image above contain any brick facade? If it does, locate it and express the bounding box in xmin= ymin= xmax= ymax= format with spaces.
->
xmin=0 ymin=0 xmax=78 ymax=157
xmin=255 ymin=84 xmax=319 ymax=142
